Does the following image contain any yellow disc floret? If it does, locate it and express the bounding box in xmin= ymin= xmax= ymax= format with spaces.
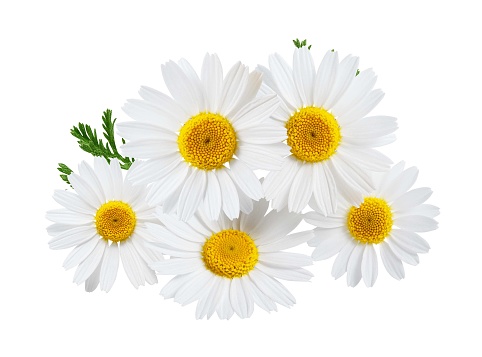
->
xmin=95 ymin=201 xmax=137 ymax=243
xmin=347 ymin=197 xmax=393 ymax=244
xmin=286 ymin=106 xmax=341 ymax=162
xmin=177 ymin=112 xmax=237 ymax=170
xmin=202 ymin=229 xmax=258 ymax=279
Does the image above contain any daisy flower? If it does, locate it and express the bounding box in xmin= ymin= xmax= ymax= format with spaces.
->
xmin=147 ymin=198 xmax=313 ymax=319
xmin=304 ymin=161 xmax=439 ymax=287
xmin=47 ymin=158 xmax=162 ymax=292
xmin=258 ymin=47 xmax=398 ymax=214
xmin=118 ymin=54 xmax=287 ymax=222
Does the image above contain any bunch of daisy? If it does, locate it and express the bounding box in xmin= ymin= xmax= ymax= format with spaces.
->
xmin=47 ymin=38 xmax=438 ymax=319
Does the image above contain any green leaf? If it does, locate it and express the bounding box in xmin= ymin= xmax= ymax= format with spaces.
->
xmin=57 ymin=163 xmax=73 ymax=186
xmin=70 ymin=109 xmax=135 ymax=170
xmin=293 ymin=38 xmax=311 ymax=49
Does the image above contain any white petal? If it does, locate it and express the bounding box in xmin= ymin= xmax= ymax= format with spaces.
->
xmin=73 ymin=239 xmax=106 ymax=285
xmin=203 ymin=170 xmax=222 ymax=220
xmin=157 ymin=212 xmax=205 ymax=243
xmin=361 ymin=244 xmax=378 ymax=287
xmin=324 ymin=55 xmax=359 ymax=109
xmin=304 ymin=211 xmax=345 ymax=228
xmin=93 ymin=157 xmax=116 ymax=200
xmin=196 ymin=275 xmax=223 ymax=319
xmin=174 ymin=270 xmax=213 ymax=306
xmin=326 ymin=158 xmax=363 ymax=206
xmin=230 ymin=94 xmax=279 ymax=129
xmin=263 ymin=156 xmax=299 ymax=201
xmin=117 ymin=121 xmax=177 ymax=142
xmin=52 ymin=190 xmax=94 ymax=215
xmin=127 ymin=154 xmax=181 ymax=186
xmin=346 ymin=243 xmax=364 ymax=287
xmin=293 ymin=47 xmax=315 ymax=105
xmin=403 ymin=204 xmax=440 ymax=218
xmin=62 ymin=237 xmax=99 ymax=270
xmin=228 ymin=159 xmax=263 ymax=200
xmin=216 ymin=278 xmax=234 ymax=319
xmin=259 ymin=252 xmax=312 ymax=267
xmin=226 ymin=70 xmax=263 ymax=118
xmin=147 ymin=162 xmax=189 ymax=205
xmin=390 ymin=229 xmax=430 ymax=254
xmin=84 ymin=261 xmax=101 ymax=292
xmin=230 ymin=278 xmax=249 ymax=318
xmin=385 ymin=237 xmax=419 ymax=266
xmin=121 ymin=139 xmax=178 ymax=159
xmin=46 ymin=209 xmax=93 ymax=225
xmin=177 ymin=169 xmax=207 ymax=221
xmin=337 ymin=145 xmax=392 ymax=172
xmin=395 ymin=215 xmax=438 ymax=232
xmin=288 ymin=163 xmax=313 ymax=213
xmin=236 ymin=122 xmax=286 ymax=145
xmin=311 ymin=229 xmax=350 ymax=260
xmin=201 ymin=53 xmax=223 ymax=112
xmin=119 ymin=240 xmax=144 ymax=288
xmin=258 ymin=230 xmax=314 ymax=253
xmin=257 ymin=263 xmax=313 ymax=282
xmin=342 ymin=115 xmax=398 ymax=138
xmin=249 ymin=269 xmax=295 ymax=307
xmin=217 ymin=169 xmax=240 ymax=220
xmin=236 ymin=142 xmax=289 ymax=171
xmin=219 ymin=61 xmax=248 ymax=115
xmin=381 ymin=166 xmax=419 ymax=201
xmin=338 ymin=89 xmax=384 ymax=125
xmin=391 ymin=188 xmax=433 ymax=212
xmin=244 ymin=276 xmax=278 ymax=313
xmin=99 ymin=243 xmax=119 ymax=292
xmin=122 ymin=98 xmax=183 ymax=132
xmin=312 ymin=162 xmax=337 ymax=216
xmin=69 ymin=172 xmax=102 ymax=208
xmin=313 ymin=50 xmax=338 ymax=107
xmin=332 ymin=68 xmax=377 ymax=118
xmin=269 ymin=53 xmax=301 ymax=109
xmin=250 ymin=209 xmax=302 ymax=245
xmin=151 ymin=258 xmax=203 ymax=275
xmin=331 ymin=239 xmax=357 ymax=279
xmin=48 ymin=226 xmax=97 ymax=250
xmin=376 ymin=161 xmax=406 ymax=195
xmin=161 ymin=60 xmax=201 ymax=117
xmin=161 ymin=273 xmax=196 ymax=299
xmin=240 ymin=198 xmax=269 ymax=233
xmin=379 ymin=242 xmax=405 ymax=280
xmin=146 ymin=222 xmax=201 ymax=251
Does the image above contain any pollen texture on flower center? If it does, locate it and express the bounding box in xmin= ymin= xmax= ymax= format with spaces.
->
xmin=202 ymin=229 xmax=258 ymax=279
xmin=286 ymin=106 xmax=341 ymax=162
xmin=177 ymin=112 xmax=237 ymax=170
xmin=347 ymin=197 xmax=393 ymax=244
xmin=95 ymin=201 xmax=137 ymax=243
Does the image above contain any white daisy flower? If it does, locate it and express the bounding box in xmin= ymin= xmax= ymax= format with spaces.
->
xmin=118 ymin=54 xmax=287 ymax=222
xmin=47 ymin=158 xmax=162 ymax=292
xmin=258 ymin=47 xmax=398 ymax=214
xmin=304 ymin=162 xmax=439 ymax=287
xmin=147 ymin=199 xmax=314 ymax=319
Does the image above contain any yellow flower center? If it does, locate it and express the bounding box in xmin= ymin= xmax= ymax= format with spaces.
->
xmin=202 ymin=229 xmax=258 ymax=279
xmin=286 ymin=106 xmax=341 ymax=162
xmin=177 ymin=112 xmax=237 ymax=170
xmin=95 ymin=201 xmax=137 ymax=243
xmin=347 ymin=197 xmax=393 ymax=244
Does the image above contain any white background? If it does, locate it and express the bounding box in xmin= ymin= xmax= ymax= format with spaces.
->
xmin=1 ymin=0 xmax=480 ymax=356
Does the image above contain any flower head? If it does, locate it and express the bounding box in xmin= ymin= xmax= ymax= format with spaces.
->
xmin=47 ymin=158 xmax=162 ymax=292
xmin=305 ymin=162 xmax=439 ymax=287
xmin=259 ymin=47 xmax=397 ymax=214
xmin=147 ymin=198 xmax=313 ymax=319
xmin=118 ymin=54 xmax=288 ymax=222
